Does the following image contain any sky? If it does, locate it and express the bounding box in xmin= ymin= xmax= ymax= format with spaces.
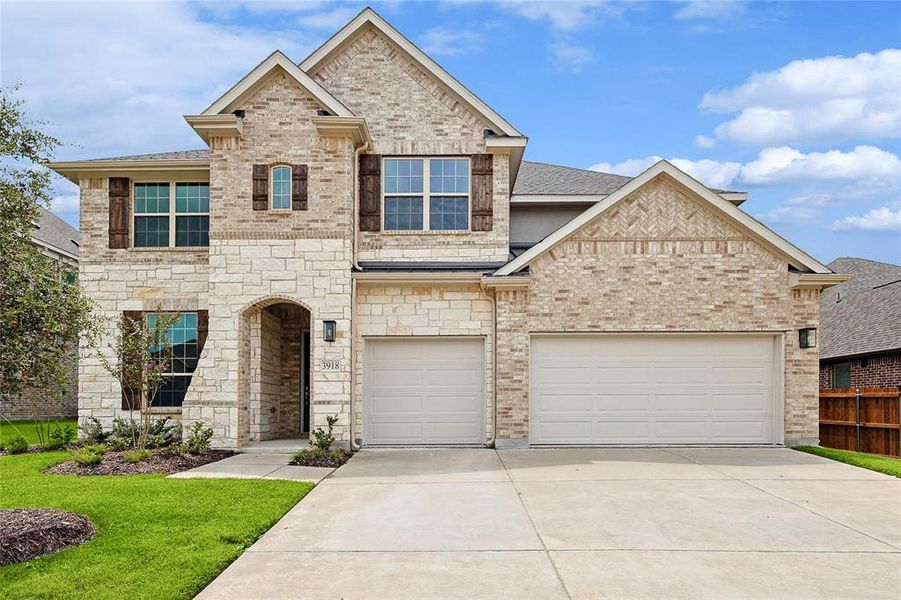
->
xmin=1 ymin=0 xmax=899 ymax=265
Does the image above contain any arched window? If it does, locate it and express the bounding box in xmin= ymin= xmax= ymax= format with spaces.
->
xmin=271 ymin=165 xmax=292 ymax=210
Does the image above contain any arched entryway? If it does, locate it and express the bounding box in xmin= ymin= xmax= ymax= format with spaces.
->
xmin=239 ymin=298 xmax=312 ymax=443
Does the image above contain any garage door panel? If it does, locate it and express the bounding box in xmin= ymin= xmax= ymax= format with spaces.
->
xmin=531 ymin=335 xmax=779 ymax=445
xmin=365 ymin=338 xmax=485 ymax=445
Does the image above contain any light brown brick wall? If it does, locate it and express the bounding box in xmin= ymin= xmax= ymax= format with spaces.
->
xmin=495 ymin=176 xmax=821 ymax=445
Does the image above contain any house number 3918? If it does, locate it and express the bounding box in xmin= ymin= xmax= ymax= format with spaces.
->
xmin=321 ymin=360 xmax=341 ymax=372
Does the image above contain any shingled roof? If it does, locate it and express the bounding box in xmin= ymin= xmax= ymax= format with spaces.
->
xmin=820 ymin=257 xmax=901 ymax=360
xmin=81 ymin=149 xmax=210 ymax=161
xmin=33 ymin=207 xmax=80 ymax=258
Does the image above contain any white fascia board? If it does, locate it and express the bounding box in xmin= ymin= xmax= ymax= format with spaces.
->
xmin=299 ymin=8 xmax=522 ymax=137
xmin=789 ymin=273 xmax=851 ymax=289
xmin=495 ymin=160 xmax=831 ymax=276
xmin=202 ymin=51 xmax=353 ymax=117
xmin=47 ymin=159 xmax=210 ymax=184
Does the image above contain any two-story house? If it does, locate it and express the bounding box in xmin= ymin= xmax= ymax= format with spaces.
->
xmin=50 ymin=8 xmax=846 ymax=450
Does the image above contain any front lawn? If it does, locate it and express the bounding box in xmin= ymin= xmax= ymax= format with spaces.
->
xmin=1 ymin=419 xmax=77 ymax=445
xmin=0 ymin=452 xmax=312 ymax=599
xmin=794 ymin=446 xmax=901 ymax=478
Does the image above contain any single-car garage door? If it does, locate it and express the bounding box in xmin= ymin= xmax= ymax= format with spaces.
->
xmin=365 ymin=338 xmax=485 ymax=445
xmin=530 ymin=334 xmax=780 ymax=445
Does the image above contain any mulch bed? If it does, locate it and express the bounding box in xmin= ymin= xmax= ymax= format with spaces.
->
xmin=289 ymin=450 xmax=351 ymax=468
xmin=0 ymin=509 xmax=94 ymax=566
xmin=45 ymin=449 xmax=235 ymax=476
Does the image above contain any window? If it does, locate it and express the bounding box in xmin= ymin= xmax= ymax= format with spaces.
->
xmin=833 ymin=362 xmax=851 ymax=388
xmin=147 ymin=312 xmax=198 ymax=408
xmin=133 ymin=182 xmax=209 ymax=248
xmin=383 ymin=158 xmax=469 ymax=231
xmin=271 ymin=165 xmax=292 ymax=210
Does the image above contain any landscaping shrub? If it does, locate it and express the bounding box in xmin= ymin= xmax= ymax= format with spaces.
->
xmin=107 ymin=417 xmax=180 ymax=451
xmin=43 ymin=423 xmax=75 ymax=450
xmin=106 ymin=436 xmax=129 ymax=452
xmin=123 ymin=449 xmax=152 ymax=464
xmin=78 ymin=417 xmax=107 ymax=443
xmin=184 ymin=421 xmax=213 ymax=455
xmin=83 ymin=444 xmax=107 ymax=455
xmin=2 ymin=436 xmax=29 ymax=454
xmin=70 ymin=448 xmax=102 ymax=467
xmin=311 ymin=415 xmax=339 ymax=451
xmin=291 ymin=446 xmax=349 ymax=468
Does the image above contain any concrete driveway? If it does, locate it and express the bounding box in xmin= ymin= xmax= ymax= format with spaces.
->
xmin=198 ymin=448 xmax=900 ymax=599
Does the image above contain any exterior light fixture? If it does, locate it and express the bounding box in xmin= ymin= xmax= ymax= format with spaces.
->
xmin=323 ymin=320 xmax=337 ymax=343
xmin=799 ymin=328 xmax=817 ymax=349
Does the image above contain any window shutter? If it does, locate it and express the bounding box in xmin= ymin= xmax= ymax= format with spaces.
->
xmin=292 ymin=164 xmax=308 ymax=210
xmin=252 ymin=164 xmax=268 ymax=211
xmin=108 ymin=177 xmax=130 ymax=248
xmin=121 ymin=310 xmax=143 ymax=410
xmin=359 ymin=154 xmax=381 ymax=232
xmin=196 ymin=310 xmax=209 ymax=357
xmin=470 ymin=154 xmax=493 ymax=231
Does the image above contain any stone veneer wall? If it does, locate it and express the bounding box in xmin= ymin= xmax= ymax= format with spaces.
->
xmin=310 ymin=25 xmax=510 ymax=263
xmin=495 ymin=176 xmax=821 ymax=446
xmin=253 ymin=309 xmax=282 ymax=440
xmin=353 ymin=283 xmax=495 ymax=444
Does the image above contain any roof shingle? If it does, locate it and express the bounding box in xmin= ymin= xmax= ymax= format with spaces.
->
xmin=33 ymin=207 xmax=80 ymax=258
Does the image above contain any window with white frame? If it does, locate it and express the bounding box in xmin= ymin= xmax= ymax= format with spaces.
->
xmin=271 ymin=165 xmax=292 ymax=210
xmin=133 ymin=182 xmax=209 ymax=248
xmin=147 ymin=312 xmax=198 ymax=408
xmin=383 ymin=157 xmax=469 ymax=231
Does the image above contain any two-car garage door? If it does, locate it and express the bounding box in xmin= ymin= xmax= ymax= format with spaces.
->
xmin=530 ymin=334 xmax=781 ymax=445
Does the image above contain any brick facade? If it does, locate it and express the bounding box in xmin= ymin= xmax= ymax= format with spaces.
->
xmin=820 ymin=352 xmax=901 ymax=389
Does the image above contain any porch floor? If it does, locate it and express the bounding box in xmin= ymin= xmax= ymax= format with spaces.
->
xmin=239 ymin=437 xmax=310 ymax=454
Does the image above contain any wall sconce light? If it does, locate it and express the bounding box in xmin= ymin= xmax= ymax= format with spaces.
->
xmin=799 ymin=328 xmax=817 ymax=349
xmin=323 ymin=320 xmax=337 ymax=343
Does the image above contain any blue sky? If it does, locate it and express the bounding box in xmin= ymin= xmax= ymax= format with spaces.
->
xmin=2 ymin=0 xmax=899 ymax=264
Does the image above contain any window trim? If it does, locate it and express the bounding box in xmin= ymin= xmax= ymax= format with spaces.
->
xmin=832 ymin=362 xmax=852 ymax=388
xmin=381 ymin=156 xmax=471 ymax=232
xmin=132 ymin=179 xmax=209 ymax=249
xmin=270 ymin=164 xmax=293 ymax=211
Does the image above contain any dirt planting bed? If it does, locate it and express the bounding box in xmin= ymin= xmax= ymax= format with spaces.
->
xmin=0 ymin=509 xmax=95 ymax=566
xmin=46 ymin=449 xmax=235 ymax=476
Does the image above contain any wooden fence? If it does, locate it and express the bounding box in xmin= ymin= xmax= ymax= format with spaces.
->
xmin=819 ymin=387 xmax=900 ymax=457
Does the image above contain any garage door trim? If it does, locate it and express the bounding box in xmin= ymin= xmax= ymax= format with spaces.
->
xmin=528 ymin=332 xmax=785 ymax=447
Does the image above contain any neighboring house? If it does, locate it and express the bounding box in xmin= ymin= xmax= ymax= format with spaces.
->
xmin=49 ymin=8 xmax=846 ymax=449
xmin=0 ymin=207 xmax=81 ymax=420
xmin=820 ymin=258 xmax=901 ymax=389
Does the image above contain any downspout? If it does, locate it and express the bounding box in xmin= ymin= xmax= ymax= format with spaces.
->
xmin=348 ymin=139 xmax=370 ymax=452
xmin=483 ymin=283 xmax=498 ymax=449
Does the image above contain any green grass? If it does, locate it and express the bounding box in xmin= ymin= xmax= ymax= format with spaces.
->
xmin=0 ymin=452 xmax=313 ymax=599
xmin=0 ymin=419 xmax=77 ymax=445
xmin=795 ymin=446 xmax=901 ymax=478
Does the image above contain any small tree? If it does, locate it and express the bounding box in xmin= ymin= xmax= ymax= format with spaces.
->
xmin=0 ymin=86 xmax=101 ymax=445
xmin=96 ymin=310 xmax=179 ymax=450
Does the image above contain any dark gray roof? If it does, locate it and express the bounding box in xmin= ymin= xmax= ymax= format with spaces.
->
xmin=83 ymin=149 xmax=210 ymax=162
xmin=513 ymin=160 xmax=739 ymax=196
xmin=357 ymin=261 xmax=505 ymax=273
xmin=33 ymin=207 xmax=80 ymax=258
xmin=820 ymin=257 xmax=901 ymax=360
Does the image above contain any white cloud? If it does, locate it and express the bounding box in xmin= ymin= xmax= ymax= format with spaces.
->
xmin=831 ymin=205 xmax=901 ymax=231
xmin=552 ymin=43 xmax=594 ymax=72
xmin=420 ymin=28 xmax=483 ymax=56
xmin=739 ymin=146 xmax=901 ymax=185
xmin=699 ymin=49 xmax=901 ymax=145
xmin=296 ymin=6 xmax=360 ymax=30
xmin=694 ymin=134 xmax=716 ymax=149
xmin=755 ymin=204 xmax=821 ymax=225
xmin=498 ymin=0 xmax=624 ymax=30
xmin=674 ymin=1 xmax=746 ymax=21
xmin=590 ymin=156 xmax=741 ymax=189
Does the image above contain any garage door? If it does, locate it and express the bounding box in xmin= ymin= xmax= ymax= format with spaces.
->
xmin=365 ymin=338 xmax=485 ymax=445
xmin=530 ymin=335 xmax=780 ymax=445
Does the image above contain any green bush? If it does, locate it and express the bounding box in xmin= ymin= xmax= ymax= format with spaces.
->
xmin=42 ymin=438 xmax=67 ymax=451
xmin=123 ymin=449 xmax=152 ymax=464
xmin=292 ymin=447 xmax=348 ymax=463
xmin=184 ymin=421 xmax=213 ymax=455
xmin=78 ymin=417 xmax=107 ymax=443
xmin=83 ymin=443 xmax=108 ymax=455
xmin=107 ymin=436 xmax=129 ymax=452
xmin=2 ymin=435 xmax=29 ymax=454
xmin=71 ymin=448 xmax=103 ymax=467
xmin=311 ymin=415 xmax=339 ymax=451
xmin=42 ymin=422 xmax=76 ymax=451
xmin=108 ymin=416 xmax=181 ymax=450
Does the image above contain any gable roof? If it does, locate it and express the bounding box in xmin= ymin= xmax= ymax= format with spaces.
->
xmin=299 ymin=7 xmax=523 ymax=137
xmin=820 ymin=258 xmax=901 ymax=360
xmin=494 ymin=160 xmax=832 ymax=276
xmin=201 ymin=51 xmax=353 ymax=117
xmin=33 ymin=207 xmax=80 ymax=259
xmin=513 ymin=161 xmax=632 ymax=196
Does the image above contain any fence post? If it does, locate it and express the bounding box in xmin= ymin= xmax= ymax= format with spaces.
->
xmin=855 ymin=387 xmax=861 ymax=452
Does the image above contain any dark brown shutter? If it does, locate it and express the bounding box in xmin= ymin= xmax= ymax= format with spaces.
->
xmin=470 ymin=154 xmax=493 ymax=231
xmin=108 ymin=177 xmax=130 ymax=248
xmin=252 ymin=164 xmax=268 ymax=211
xmin=359 ymin=154 xmax=381 ymax=232
xmin=121 ymin=311 xmax=143 ymax=410
xmin=292 ymin=165 xmax=308 ymax=211
xmin=196 ymin=310 xmax=209 ymax=357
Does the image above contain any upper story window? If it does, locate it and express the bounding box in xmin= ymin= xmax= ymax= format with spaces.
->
xmin=271 ymin=165 xmax=292 ymax=210
xmin=383 ymin=158 xmax=470 ymax=231
xmin=133 ymin=182 xmax=209 ymax=248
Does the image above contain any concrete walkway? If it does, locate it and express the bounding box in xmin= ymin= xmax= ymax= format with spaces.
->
xmin=198 ymin=448 xmax=901 ymax=599
xmin=168 ymin=453 xmax=333 ymax=483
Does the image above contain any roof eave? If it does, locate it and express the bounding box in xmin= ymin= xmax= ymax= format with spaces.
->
xmin=47 ymin=159 xmax=211 ymax=183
